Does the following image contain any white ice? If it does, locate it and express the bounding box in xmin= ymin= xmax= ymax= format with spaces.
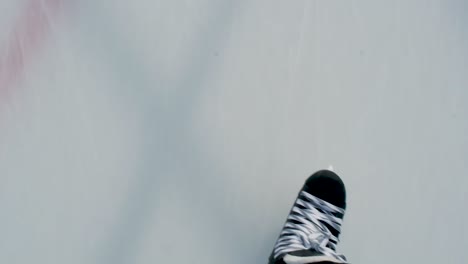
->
xmin=0 ymin=1 xmax=467 ymax=264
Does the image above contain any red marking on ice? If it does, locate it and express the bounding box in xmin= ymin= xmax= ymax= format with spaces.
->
xmin=0 ymin=0 xmax=62 ymax=99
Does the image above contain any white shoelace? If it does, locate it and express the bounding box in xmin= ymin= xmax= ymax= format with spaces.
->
xmin=273 ymin=191 xmax=347 ymax=262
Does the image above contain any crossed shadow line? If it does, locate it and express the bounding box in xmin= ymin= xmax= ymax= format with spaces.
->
xmin=70 ymin=1 xmax=251 ymax=263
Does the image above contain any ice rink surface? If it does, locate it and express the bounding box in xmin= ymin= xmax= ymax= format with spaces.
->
xmin=0 ymin=1 xmax=467 ymax=263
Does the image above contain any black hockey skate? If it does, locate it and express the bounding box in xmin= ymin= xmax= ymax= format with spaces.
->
xmin=268 ymin=170 xmax=348 ymax=264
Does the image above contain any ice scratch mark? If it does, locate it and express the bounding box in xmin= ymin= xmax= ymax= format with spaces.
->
xmin=0 ymin=0 xmax=62 ymax=101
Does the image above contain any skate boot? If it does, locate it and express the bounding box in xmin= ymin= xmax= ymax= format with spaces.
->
xmin=268 ymin=170 xmax=348 ymax=264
